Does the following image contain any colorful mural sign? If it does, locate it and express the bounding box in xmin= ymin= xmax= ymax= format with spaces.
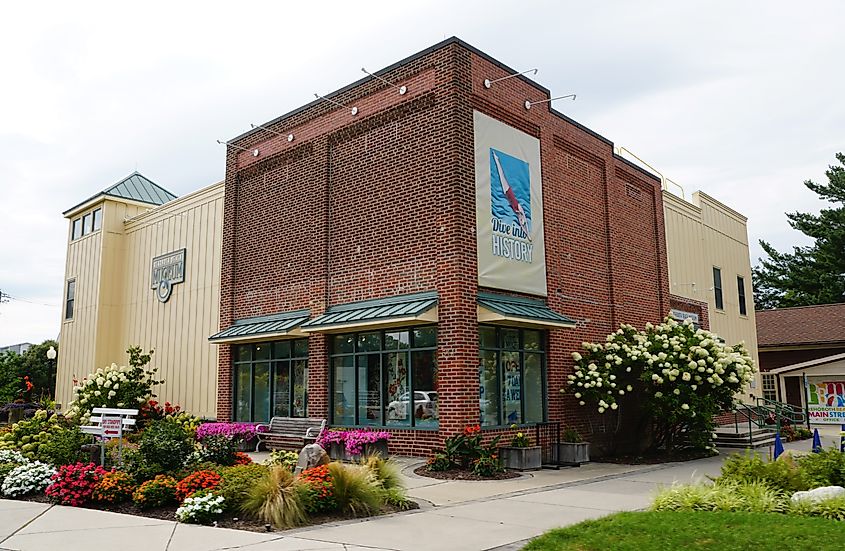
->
xmin=473 ymin=111 xmax=547 ymax=296
xmin=807 ymin=380 xmax=845 ymax=424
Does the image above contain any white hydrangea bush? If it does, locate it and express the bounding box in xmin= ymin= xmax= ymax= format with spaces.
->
xmin=175 ymin=493 xmax=225 ymax=524
xmin=66 ymin=359 xmax=161 ymax=420
xmin=565 ymin=317 xmax=756 ymax=450
xmin=1 ymin=461 xmax=56 ymax=497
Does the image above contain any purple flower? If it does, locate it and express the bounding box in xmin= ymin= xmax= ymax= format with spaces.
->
xmin=317 ymin=429 xmax=390 ymax=455
xmin=195 ymin=422 xmax=257 ymax=442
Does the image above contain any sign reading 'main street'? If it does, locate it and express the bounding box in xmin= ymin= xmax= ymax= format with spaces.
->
xmin=150 ymin=249 xmax=186 ymax=303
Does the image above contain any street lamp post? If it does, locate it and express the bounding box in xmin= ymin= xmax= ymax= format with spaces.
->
xmin=46 ymin=346 xmax=57 ymax=404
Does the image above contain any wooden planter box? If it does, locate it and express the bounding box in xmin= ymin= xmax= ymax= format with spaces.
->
xmin=499 ymin=446 xmax=542 ymax=471
xmin=327 ymin=440 xmax=389 ymax=462
xmin=556 ymin=442 xmax=590 ymax=466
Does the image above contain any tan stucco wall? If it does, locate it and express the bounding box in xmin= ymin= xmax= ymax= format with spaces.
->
xmin=56 ymin=183 xmax=224 ymax=418
xmin=663 ymin=190 xmax=761 ymax=398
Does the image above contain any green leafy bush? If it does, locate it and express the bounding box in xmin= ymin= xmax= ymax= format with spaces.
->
xmin=651 ymin=482 xmax=788 ymax=513
xmin=425 ymin=453 xmax=451 ymax=472
xmin=196 ymin=434 xmax=238 ymax=466
xmin=133 ymin=475 xmax=178 ymax=509
xmin=717 ymin=452 xmax=808 ymax=492
xmin=267 ymin=450 xmax=299 ymax=471
xmin=472 ymin=455 xmax=503 ymax=477
xmin=138 ymin=419 xmax=194 ymax=472
xmin=241 ymin=465 xmax=308 ymax=529
xmin=217 ymin=464 xmax=268 ymax=511
xmin=38 ymin=424 xmax=87 ymax=466
xmin=798 ymin=448 xmax=845 ymax=488
xmin=791 ymin=496 xmax=845 ymax=521
xmin=0 ymin=410 xmax=53 ymax=459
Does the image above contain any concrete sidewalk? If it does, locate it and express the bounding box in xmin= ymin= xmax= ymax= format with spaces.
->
xmin=0 ymin=455 xmax=725 ymax=551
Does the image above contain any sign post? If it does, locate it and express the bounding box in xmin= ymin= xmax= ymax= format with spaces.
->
xmin=83 ymin=408 xmax=138 ymax=466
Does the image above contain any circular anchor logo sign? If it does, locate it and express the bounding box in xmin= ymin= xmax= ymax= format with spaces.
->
xmin=150 ymin=249 xmax=186 ymax=304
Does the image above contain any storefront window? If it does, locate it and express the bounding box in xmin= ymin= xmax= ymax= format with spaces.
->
xmin=232 ymin=339 xmax=309 ymax=422
xmin=478 ymin=326 xmax=546 ymax=426
xmin=330 ymin=326 xmax=437 ymax=428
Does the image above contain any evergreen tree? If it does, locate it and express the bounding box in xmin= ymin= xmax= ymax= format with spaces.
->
xmin=753 ymin=153 xmax=845 ymax=310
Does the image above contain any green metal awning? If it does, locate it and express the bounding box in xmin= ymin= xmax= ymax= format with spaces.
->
xmin=301 ymin=292 xmax=438 ymax=333
xmin=209 ymin=309 xmax=310 ymax=344
xmin=477 ymin=292 xmax=576 ymax=329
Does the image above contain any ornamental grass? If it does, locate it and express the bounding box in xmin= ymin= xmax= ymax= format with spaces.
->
xmin=241 ymin=465 xmax=308 ymax=529
xmin=326 ymin=462 xmax=382 ymax=517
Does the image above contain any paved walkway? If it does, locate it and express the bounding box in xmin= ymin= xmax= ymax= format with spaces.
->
xmin=0 ymin=455 xmax=726 ymax=551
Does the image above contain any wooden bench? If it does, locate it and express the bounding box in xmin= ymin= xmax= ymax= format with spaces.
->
xmin=254 ymin=417 xmax=326 ymax=452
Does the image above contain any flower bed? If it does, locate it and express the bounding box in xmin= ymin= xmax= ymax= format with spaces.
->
xmin=196 ymin=422 xmax=260 ymax=443
xmin=317 ymin=429 xmax=391 ymax=460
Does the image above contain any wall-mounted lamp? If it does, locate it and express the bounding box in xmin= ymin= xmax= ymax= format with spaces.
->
xmin=315 ymin=93 xmax=358 ymax=115
xmin=217 ymin=139 xmax=259 ymax=157
xmin=525 ymin=94 xmax=576 ymax=110
xmin=362 ymin=67 xmax=407 ymax=95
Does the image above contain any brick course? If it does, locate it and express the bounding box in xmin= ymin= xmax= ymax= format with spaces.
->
xmin=217 ymin=38 xmax=671 ymax=455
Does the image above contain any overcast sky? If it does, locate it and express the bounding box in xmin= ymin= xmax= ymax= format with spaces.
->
xmin=1 ymin=1 xmax=843 ymax=345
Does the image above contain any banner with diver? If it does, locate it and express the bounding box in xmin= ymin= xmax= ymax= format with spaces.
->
xmin=473 ymin=110 xmax=547 ymax=296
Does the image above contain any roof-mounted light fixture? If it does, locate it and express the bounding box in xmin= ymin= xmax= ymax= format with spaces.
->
xmin=250 ymin=123 xmax=294 ymax=142
xmin=483 ymin=68 xmax=538 ymax=89
xmin=361 ymin=67 xmax=407 ymax=95
xmin=314 ymin=93 xmax=358 ymax=116
xmin=217 ymin=139 xmax=259 ymax=157
xmin=525 ymin=94 xmax=576 ymax=110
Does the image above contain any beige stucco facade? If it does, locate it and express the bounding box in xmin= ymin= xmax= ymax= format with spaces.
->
xmin=663 ymin=190 xmax=761 ymax=398
xmin=56 ymin=182 xmax=224 ymax=418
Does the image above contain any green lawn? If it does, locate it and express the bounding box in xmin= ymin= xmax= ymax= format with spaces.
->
xmin=524 ymin=511 xmax=845 ymax=551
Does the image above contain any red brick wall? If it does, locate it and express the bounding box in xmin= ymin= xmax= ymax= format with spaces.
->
xmin=217 ymin=39 xmax=671 ymax=455
xmin=669 ymin=295 xmax=710 ymax=330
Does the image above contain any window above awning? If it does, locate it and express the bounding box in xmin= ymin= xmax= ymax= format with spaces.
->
xmin=209 ymin=309 xmax=310 ymax=344
xmin=477 ymin=292 xmax=576 ymax=329
xmin=301 ymin=292 xmax=438 ymax=333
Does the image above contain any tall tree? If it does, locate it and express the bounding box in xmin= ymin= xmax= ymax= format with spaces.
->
xmin=753 ymin=153 xmax=845 ymax=310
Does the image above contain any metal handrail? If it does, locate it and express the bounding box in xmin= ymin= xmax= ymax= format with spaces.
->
xmin=756 ymin=397 xmax=806 ymax=425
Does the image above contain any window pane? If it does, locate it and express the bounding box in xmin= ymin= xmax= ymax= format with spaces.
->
xmin=72 ymin=219 xmax=82 ymax=240
xmin=237 ymin=346 xmax=251 ymax=362
xmin=273 ymin=341 xmax=290 ymax=359
xmin=92 ymin=209 xmax=102 ymax=231
xmin=254 ymin=343 xmax=271 ymax=361
xmin=358 ymin=332 xmax=381 ymax=352
xmin=524 ymin=352 xmax=543 ymax=423
xmin=82 ymin=213 xmax=93 ymax=235
xmin=358 ymin=353 xmax=381 ymax=426
xmin=334 ymin=334 xmax=354 ymax=354
xmin=713 ymin=267 xmax=724 ymax=310
xmin=332 ymin=356 xmax=355 ymax=425
xmin=65 ymin=280 xmax=75 ymax=320
xmin=273 ymin=361 xmax=290 ymax=417
xmin=385 ymin=331 xmax=410 ymax=350
xmin=386 ymin=352 xmax=410 ymax=426
xmin=737 ymin=276 xmax=747 ymax=316
xmin=502 ymin=351 xmax=522 ymax=424
xmin=501 ymin=328 xmax=519 ymax=350
xmin=479 ymin=350 xmax=499 ymax=426
xmin=292 ymin=359 xmax=307 ymax=417
xmin=253 ymin=362 xmax=270 ymax=423
xmin=524 ymin=330 xmax=541 ymax=351
xmin=294 ymin=339 xmax=308 ymax=358
xmin=234 ymin=364 xmax=251 ymax=422
xmin=413 ymin=326 xmax=437 ymax=348
xmin=479 ymin=326 xmax=496 ymax=349
xmin=412 ymin=350 xmax=438 ymax=427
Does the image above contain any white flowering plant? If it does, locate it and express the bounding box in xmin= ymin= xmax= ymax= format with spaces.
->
xmin=67 ymin=346 xmax=162 ymax=420
xmin=1 ymin=461 xmax=56 ymax=497
xmin=175 ymin=492 xmax=225 ymax=524
xmin=565 ymin=317 xmax=756 ymax=452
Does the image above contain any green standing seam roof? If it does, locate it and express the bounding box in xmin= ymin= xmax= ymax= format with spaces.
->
xmin=302 ymin=291 xmax=438 ymax=330
xmin=477 ymin=292 xmax=576 ymax=326
xmin=63 ymin=171 xmax=178 ymax=215
xmin=209 ymin=310 xmax=310 ymax=342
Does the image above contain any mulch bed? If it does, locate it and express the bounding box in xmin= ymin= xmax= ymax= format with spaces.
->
xmin=596 ymin=448 xmax=718 ymax=465
xmin=413 ymin=466 xmax=520 ymax=481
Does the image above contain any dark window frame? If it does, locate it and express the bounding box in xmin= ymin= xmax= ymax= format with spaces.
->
xmin=478 ymin=325 xmax=547 ymax=427
xmin=737 ymin=275 xmax=747 ymax=316
xmin=713 ymin=267 xmax=724 ymax=311
xmin=92 ymin=208 xmax=102 ymax=232
xmin=71 ymin=218 xmax=82 ymax=240
xmin=232 ymin=339 xmax=309 ymax=423
xmin=64 ymin=279 xmax=76 ymax=320
xmin=329 ymin=325 xmax=438 ymax=429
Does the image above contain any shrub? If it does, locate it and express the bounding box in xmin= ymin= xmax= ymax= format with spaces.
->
xmin=717 ymin=452 xmax=808 ymax=492
xmin=93 ymin=471 xmax=137 ymax=504
xmin=326 ymin=462 xmax=381 ymax=517
xmin=267 ymin=450 xmax=299 ymax=471
xmin=175 ymin=493 xmax=226 ymax=524
xmin=38 ymin=424 xmax=87 ymax=466
xmin=196 ymin=434 xmax=239 ymax=466
xmin=138 ymin=419 xmax=194 ymax=472
xmin=651 ymin=482 xmax=788 ymax=513
xmin=440 ymin=425 xmax=501 ymax=470
xmin=133 ymin=475 xmax=178 ymax=508
xmin=45 ymin=462 xmax=108 ymax=506
xmin=425 ymin=453 xmax=451 ymax=472
xmin=0 ymin=410 xmax=53 ymax=460
xmin=299 ymin=464 xmax=337 ymax=514
xmin=241 ymin=465 xmax=308 ymax=529
xmin=361 ymin=455 xmax=403 ymax=491
xmin=0 ymin=449 xmax=27 ymax=464
xmin=472 ymin=455 xmax=503 ymax=477
xmin=233 ymin=452 xmax=253 ymax=465
xmin=791 ymin=496 xmax=845 ymax=521
xmin=217 ymin=464 xmax=268 ymax=511
xmin=67 ymin=346 xmax=162 ymax=420
xmin=176 ymin=470 xmax=222 ymax=501
xmin=1 ymin=461 xmax=56 ymax=497
xmin=799 ymin=448 xmax=845 ymax=488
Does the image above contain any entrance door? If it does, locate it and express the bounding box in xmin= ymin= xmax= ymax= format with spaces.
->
xmin=784 ymin=377 xmax=803 ymax=408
